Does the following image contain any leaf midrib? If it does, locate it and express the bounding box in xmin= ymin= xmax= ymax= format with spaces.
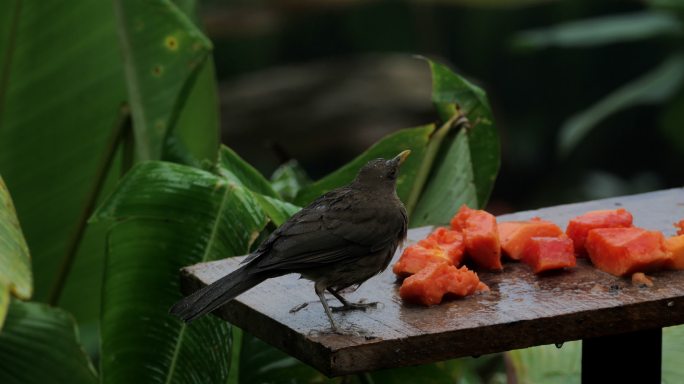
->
xmin=112 ymin=0 xmax=150 ymax=160
xmin=405 ymin=113 xmax=462 ymax=217
xmin=163 ymin=183 xmax=231 ymax=384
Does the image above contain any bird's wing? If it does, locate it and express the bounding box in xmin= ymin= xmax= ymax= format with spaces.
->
xmin=322 ymin=193 xmax=405 ymax=252
xmin=247 ymin=188 xmax=403 ymax=272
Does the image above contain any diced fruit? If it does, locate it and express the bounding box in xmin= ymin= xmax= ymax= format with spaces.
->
xmin=631 ymin=272 xmax=654 ymax=287
xmin=399 ymin=263 xmax=488 ymax=306
xmin=450 ymin=205 xmax=502 ymax=270
xmin=664 ymin=235 xmax=684 ymax=270
xmin=585 ymin=227 xmax=669 ymax=276
xmin=521 ymin=236 xmax=576 ymax=274
xmin=566 ymin=209 xmax=633 ymax=256
xmin=675 ymin=220 xmax=684 ymax=236
xmin=393 ymin=239 xmax=451 ymax=277
xmin=393 ymin=227 xmax=466 ymax=277
xmin=498 ymin=218 xmax=563 ymax=260
xmin=450 ymin=204 xmax=471 ymax=231
xmin=428 ymin=227 xmax=466 ymax=265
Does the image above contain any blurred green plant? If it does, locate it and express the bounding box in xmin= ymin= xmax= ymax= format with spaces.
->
xmin=0 ymin=0 xmax=502 ymax=379
xmin=512 ymin=5 xmax=684 ymax=157
xmin=508 ymin=324 xmax=684 ymax=383
xmin=507 ymin=341 xmax=581 ymax=384
xmin=509 ymin=3 xmax=684 ymax=379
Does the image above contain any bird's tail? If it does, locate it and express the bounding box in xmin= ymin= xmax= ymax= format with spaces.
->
xmin=169 ymin=265 xmax=264 ymax=323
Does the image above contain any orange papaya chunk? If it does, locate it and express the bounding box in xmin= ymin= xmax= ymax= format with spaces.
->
xmin=476 ymin=281 xmax=490 ymax=293
xmin=498 ymin=218 xmax=563 ymax=260
xmin=585 ymin=227 xmax=668 ymax=276
xmin=450 ymin=204 xmax=472 ymax=231
xmin=450 ymin=205 xmax=502 ymax=270
xmin=392 ymin=227 xmax=466 ymax=277
xmin=399 ymin=263 xmax=487 ymax=306
xmin=566 ymin=208 xmax=633 ymax=256
xmin=428 ymin=227 xmax=465 ymax=265
xmin=393 ymin=238 xmax=451 ymax=277
xmin=664 ymin=235 xmax=684 ymax=270
xmin=521 ymin=236 xmax=576 ymax=274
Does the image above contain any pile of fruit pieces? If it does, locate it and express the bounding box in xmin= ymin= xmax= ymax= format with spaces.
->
xmin=394 ymin=205 xmax=684 ymax=306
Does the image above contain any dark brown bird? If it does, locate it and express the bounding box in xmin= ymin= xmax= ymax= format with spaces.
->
xmin=170 ymin=150 xmax=410 ymax=332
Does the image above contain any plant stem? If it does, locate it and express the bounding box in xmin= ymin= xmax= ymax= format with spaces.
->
xmin=48 ymin=105 xmax=131 ymax=305
xmin=227 ymin=326 xmax=243 ymax=384
xmin=121 ymin=113 xmax=135 ymax=176
xmin=405 ymin=111 xmax=466 ymax=217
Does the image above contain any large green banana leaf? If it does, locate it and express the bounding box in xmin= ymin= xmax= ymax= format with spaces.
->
xmin=0 ymin=299 xmax=97 ymax=384
xmin=113 ymin=0 xmax=217 ymax=162
xmin=165 ymin=0 xmax=220 ymax=166
xmin=411 ymin=59 xmax=500 ymax=226
xmin=0 ymin=2 xmax=126 ymax=354
xmin=217 ymin=146 xmax=300 ymax=226
xmin=0 ymin=0 xmax=219 ymax=355
xmin=166 ymin=56 xmax=221 ymax=167
xmin=93 ymin=155 xmax=299 ymax=383
xmin=0 ymin=175 xmax=31 ymax=329
xmin=102 ymin=219 xmax=235 ymax=383
xmin=0 ymin=0 xmax=125 ymax=308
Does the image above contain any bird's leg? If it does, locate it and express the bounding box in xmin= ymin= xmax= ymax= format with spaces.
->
xmin=328 ymin=288 xmax=377 ymax=312
xmin=315 ymin=282 xmax=342 ymax=333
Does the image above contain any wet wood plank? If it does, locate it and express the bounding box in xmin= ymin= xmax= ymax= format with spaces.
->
xmin=180 ymin=188 xmax=684 ymax=376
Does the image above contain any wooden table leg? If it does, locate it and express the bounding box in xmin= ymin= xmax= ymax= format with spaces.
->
xmin=582 ymin=328 xmax=662 ymax=383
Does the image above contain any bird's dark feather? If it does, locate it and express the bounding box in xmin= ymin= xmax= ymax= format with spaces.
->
xmin=243 ymin=186 xmax=405 ymax=274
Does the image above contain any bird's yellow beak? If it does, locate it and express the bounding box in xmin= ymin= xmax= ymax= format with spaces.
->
xmin=393 ymin=150 xmax=411 ymax=166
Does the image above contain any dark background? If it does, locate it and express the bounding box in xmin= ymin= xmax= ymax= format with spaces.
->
xmin=201 ymin=0 xmax=683 ymax=213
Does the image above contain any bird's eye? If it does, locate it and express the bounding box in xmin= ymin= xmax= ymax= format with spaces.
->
xmin=388 ymin=169 xmax=397 ymax=179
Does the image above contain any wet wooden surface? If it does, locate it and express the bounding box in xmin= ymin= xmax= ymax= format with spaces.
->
xmin=180 ymin=188 xmax=684 ymax=376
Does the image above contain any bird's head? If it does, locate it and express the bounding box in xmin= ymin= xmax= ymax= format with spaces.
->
xmin=353 ymin=150 xmax=411 ymax=190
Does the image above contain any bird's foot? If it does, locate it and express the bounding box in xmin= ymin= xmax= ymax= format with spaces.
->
xmin=331 ymin=301 xmax=378 ymax=312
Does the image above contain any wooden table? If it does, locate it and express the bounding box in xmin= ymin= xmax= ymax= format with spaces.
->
xmin=180 ymin=188 xmax=684 ymax=379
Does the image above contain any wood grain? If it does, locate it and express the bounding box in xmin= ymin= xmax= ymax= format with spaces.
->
xmin=180 ymin=188 xmax=684 ymax=376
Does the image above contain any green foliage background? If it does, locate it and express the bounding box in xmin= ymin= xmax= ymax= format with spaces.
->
xmin=1 ymin=0 xmax=683 ymax=383
xmin=0 ymin=0 xmax=502 ymax=382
